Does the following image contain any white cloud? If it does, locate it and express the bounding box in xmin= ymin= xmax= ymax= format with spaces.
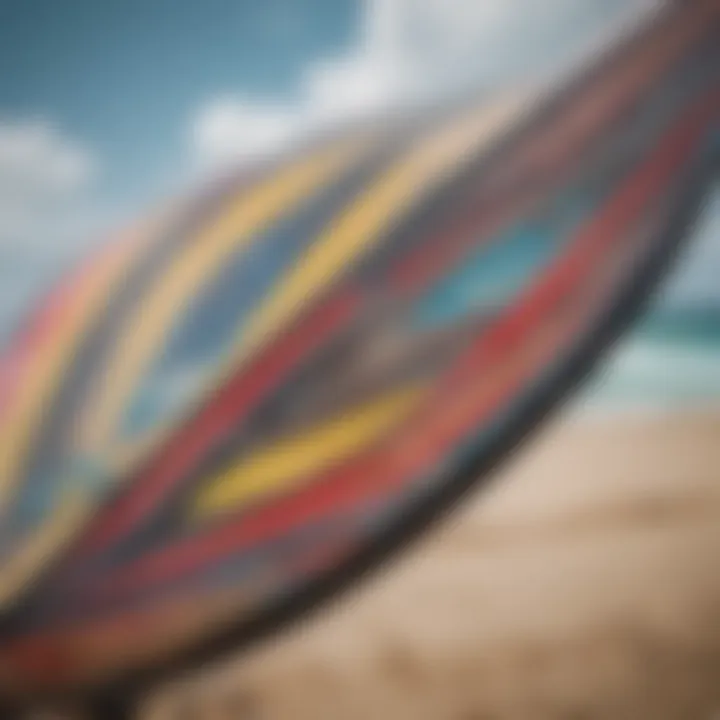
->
xmin=0 ymin=119 xmax=97 ymax=250
xmin=192 ymin=98 xmax=306 ymax=169
xmin=0 ymin=120 xmax=91 ymax=190
xmin=191 ymin=0 xmax=661 ymax=170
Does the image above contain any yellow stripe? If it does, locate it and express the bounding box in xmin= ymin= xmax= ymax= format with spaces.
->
xmin=80 ymin=137 xmax=372 ymax=455
xmin=194 ymin=386 xmax=424 ymax=519
xmin=234 ymin=94 xmax=527 ymax=366
xmin=0 ymin=219 xmax=156 ymax=513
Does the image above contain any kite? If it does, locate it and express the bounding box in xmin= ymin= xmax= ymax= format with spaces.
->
xmin=0 ymin=1 xmax=717 ymax=716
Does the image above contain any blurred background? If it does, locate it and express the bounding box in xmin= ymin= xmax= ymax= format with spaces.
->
xmin=0 ymin=1 xmax=718 ymax=717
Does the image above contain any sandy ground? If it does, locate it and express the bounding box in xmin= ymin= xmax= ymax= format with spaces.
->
xmin=146 ymin=408 xmax=720 ymax=720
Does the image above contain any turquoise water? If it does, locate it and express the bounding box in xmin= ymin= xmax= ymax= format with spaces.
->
xmin=582 ymin=307 xmax=720 ymax=410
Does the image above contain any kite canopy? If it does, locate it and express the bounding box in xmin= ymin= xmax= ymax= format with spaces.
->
xmin=0 ymin=0 xmax=717 ymax=710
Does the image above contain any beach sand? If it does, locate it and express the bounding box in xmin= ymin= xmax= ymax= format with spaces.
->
xmin=147 ymin=408 xmax=720 ymax=719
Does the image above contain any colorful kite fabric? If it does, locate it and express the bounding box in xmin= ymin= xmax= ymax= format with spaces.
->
xmin=0 ymin=0 xmax=717 ymax=701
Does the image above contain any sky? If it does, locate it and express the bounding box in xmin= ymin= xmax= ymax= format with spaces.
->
xmin=0 ymin=0 xmax=650 ymax=198
xmin=0 ymin=0 xmax=717 ymax=405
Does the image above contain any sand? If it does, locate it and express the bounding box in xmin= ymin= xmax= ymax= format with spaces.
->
xmin=146 ymin=408 xmax=720 ymax=719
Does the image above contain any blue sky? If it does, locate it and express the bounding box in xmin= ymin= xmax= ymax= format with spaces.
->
xmin=0 ymin=0 xmax=356 ymax=201
xmin=0 ymin=0 xmax=654 ymax=208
